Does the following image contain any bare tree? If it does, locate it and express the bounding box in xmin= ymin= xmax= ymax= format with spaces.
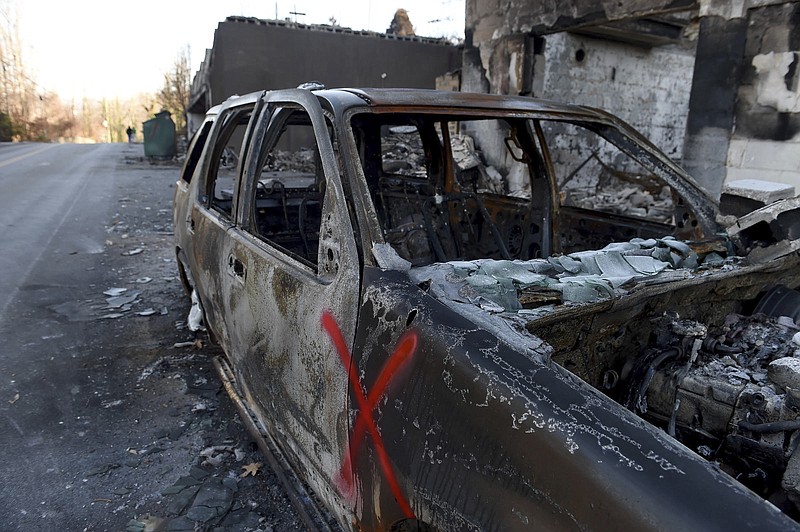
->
xmin=27 ymin=91 xmax=76 ymax=140
xmin=157 ymin=45 xmax=191 ymax=135
xmin=0 ymin=0 xmax=36 ymax=139
xmin=0 ymin=2 xmax=160 ymax=143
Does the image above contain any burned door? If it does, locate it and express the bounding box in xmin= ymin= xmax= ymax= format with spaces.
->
xmin=222 ymin=89 xmax=360 ymax=522
xmin=189 ymin=98 xmax=259 ymax=351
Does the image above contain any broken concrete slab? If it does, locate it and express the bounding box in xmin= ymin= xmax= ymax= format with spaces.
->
xmin=725 ymin=196 xmax=800 ymax=262
xmin=719 ymin=179 xmax=795 ymax=216
xmin=727 ymin=196 xmax=800 ymax=237
xmin=723 ymin=179 xmax=795 ymax=203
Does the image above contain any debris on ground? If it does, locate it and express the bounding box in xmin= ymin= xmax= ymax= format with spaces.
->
xmin=103 ymin=288 xmax=128 ymax=297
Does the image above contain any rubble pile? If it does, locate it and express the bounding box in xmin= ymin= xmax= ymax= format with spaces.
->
xmin=269 ymin=148 xmax=316 ymax=173
xmin=450 ymin=134 xmax=506 ymax=195
xmin=381 ymin=126 xmax=427 ymax=178
xmin=381 ymin=129 xmax=530 ymax=197
xmin=564 ymin=182 xmax=675 ymax=223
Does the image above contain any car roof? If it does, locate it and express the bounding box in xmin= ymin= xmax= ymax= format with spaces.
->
xmin=209 ymin=87 xmax=626 ymax=128
xmin=312 ymin=88 xmax=615 ymax=122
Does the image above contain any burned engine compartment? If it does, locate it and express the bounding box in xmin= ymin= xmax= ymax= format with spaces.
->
xmin=529 ymin=267 xmax=800 ymax=518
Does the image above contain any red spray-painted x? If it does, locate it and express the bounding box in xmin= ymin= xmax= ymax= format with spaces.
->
xmin=321 ymin=310 xmax=417 ymax=519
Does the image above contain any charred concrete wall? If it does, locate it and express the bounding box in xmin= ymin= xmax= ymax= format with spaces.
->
xmin=466 ymin=0 xmax=800 ymax=198
xmin=466 ymin=0 xmax=697 ymax=39
xmin=684 ymin=1 xmax=800 ymax=196
xmin=726 ymin=2 xmax=800 ymax=188
xmin=681 ymin=14 xmax=748 ymax=197
xmin=538 ymin=33 xmax=694 ymax=158
xmin=464 ymin=0 xmax=697 ymax=160
xmin=190 ymin=17 xmax=461 ymax=114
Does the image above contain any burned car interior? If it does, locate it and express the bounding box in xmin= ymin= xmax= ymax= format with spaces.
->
xmin=206 ymin=106 xmax=254 ymax=218
xmin=349 ymin=112 xmax=705 ymax=269
xmin=175 ymin=88 xmax=800 ymax=529
xmin=351 ymin=113 xmax=548 ymax=265
xmin=250 ymin=108 xmax=326 ymax=267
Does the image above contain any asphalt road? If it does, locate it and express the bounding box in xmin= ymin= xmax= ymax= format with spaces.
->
xmin=0 ymin=143 xmax=302 ymax=531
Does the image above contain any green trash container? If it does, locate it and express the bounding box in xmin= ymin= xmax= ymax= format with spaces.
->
xmin=142 ymin=110 xmax=177 ymax=158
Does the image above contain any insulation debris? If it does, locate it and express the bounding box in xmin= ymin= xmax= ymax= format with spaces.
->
xmin=106 ymin=291 xmax=142 ymax=309
xmin=412 ymin=236 xmax=733 ymax=313
xmin=103 ymin=287 xmax=128 ymax=297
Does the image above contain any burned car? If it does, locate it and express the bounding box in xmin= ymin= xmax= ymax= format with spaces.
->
xmin=174 ymin=87 xmax=800 ymax=530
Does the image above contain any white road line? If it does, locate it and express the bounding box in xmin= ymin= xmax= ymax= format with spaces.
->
xmin=0 ymin=144 xmax=57 ymax=169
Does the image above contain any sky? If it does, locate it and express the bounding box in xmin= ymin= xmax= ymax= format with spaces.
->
xmin=15 ymin=0 xmax=465 ymax=102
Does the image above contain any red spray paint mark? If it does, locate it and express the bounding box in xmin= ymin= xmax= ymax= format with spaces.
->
xmin=321 ymin=310 xmax=417 ymax=519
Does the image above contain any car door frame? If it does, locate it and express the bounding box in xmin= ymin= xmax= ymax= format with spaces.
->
xmin=175 ymin=114 xmax=216 ymax=291
xmin=187 ymin=92 xmax=263 ymax=350
xmin=221 ymin=88 xmax=362 ymax=525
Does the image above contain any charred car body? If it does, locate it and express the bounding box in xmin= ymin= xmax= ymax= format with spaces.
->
xmin=174 ymin=87 xmax=800 ymax=530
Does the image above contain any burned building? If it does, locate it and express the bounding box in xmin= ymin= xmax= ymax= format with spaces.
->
xmin=462 ymin=0 xmax=800 ymax=198
xmin=188 ymin=16 xmax=462 ymax=134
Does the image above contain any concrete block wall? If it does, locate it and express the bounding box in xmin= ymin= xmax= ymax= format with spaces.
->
xmin=191 ymin=17 xmax=462 ymax=114
xmin=464 ymin=0 xmax=698 ymax=160
xmin=727 ymin=138 xmax=800 ymax=187
xmin=539 ymin=33 xmax=696 ymax=158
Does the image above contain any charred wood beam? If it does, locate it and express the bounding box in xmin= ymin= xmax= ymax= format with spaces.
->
xmin=569 ymin=17 xmax=687 ymax=47
xmin=468 ymin=0 xmax=698 ymax=36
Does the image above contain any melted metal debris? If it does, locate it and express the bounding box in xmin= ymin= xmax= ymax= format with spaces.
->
xmin=411 ymin=237 xmax=738 ymax=314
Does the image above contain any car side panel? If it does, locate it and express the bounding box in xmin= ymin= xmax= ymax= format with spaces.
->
xmin=349 ymin=267 xmax=795 ymax=531
xmin=189 ymin=205 xmax=235 ymax=349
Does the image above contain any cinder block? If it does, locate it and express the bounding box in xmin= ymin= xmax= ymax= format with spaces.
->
xmin=720 ymin=179 xmax=796 ymax=216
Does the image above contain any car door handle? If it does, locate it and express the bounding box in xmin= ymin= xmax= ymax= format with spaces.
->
xmin=228 ymin=255 xmax=246 ymax=279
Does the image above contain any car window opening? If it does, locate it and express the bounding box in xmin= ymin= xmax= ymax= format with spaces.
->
xmin=351 ymin=112 xmax=682 ymax=268
xmin=248 ymin=108 xmax=329 ymax=269
xmin=207 ymin=107 xmax=255 ymax=218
